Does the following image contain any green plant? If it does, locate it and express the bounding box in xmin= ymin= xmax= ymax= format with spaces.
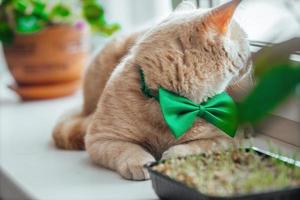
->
xmin=0 ymin=0 xmax=120 ymax=44
xmin=238 ymin=38 xmax=300 ymax=124
xmin=153 ymin=149 xmax=300 ymax=196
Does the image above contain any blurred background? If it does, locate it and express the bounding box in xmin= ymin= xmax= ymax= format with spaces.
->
xmin=1 ymin=0 xmax=299 ymax=72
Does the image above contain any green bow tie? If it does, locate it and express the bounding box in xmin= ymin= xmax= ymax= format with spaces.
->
xmin=159 ymin=87 xmax=238 ymax=139
xmin=139 ymin=68 xmax=238 ymax=139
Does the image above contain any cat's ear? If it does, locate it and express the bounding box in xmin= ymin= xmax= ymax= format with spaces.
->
xmin=204 ymin=0 xmax=241 ymax=34
xmin=174 ymin=1 xmax=197 ymax=13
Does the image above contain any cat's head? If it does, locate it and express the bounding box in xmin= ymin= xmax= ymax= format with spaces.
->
xmin=134 ymin=0 xmax=251 ymax=103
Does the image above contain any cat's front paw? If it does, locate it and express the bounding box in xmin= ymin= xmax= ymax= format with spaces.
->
xmin=117 ymin=153 xmax=155 ymax=180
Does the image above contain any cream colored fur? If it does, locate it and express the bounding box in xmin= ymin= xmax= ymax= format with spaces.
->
xmin=53 ymin=1 xmax=253 ymax=180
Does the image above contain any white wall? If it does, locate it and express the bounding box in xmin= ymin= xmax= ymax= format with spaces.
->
xmin=232 ymin=0 xmax=300 ymax=42
xmin=100 ymin=0 xmax=173 ymax=33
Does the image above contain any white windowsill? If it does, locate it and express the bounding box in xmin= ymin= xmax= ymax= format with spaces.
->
xmin=0 ymin=83 xmax=157 ymax=200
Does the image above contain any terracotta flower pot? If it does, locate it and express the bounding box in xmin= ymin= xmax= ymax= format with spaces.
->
xmin=3 ymin=25 xmax=89 ymax=100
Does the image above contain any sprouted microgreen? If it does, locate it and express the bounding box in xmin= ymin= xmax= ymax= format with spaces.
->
xmin=153 ymin=148 xmax=300 ymax=197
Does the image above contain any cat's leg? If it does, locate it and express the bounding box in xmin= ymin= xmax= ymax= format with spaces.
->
xmin=86 ymin=138 xmax=155 ymax=180
xmin=52 ymin=33 xmax=140 ymax=150
xmin=161 ymin=136 xmax=233 ymax=160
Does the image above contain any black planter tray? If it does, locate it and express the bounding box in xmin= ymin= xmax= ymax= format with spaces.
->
xmin=145 ymin=148 xmax=300 ymax=200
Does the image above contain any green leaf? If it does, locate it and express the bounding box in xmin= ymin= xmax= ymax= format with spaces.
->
xmin=239 ymin=65 xmax=300 ymax=123
xmin=98 ymin=23 xmax=120 ymax=36
xmin=82 ymin=0 xmax=120 ymax=36
xmin=82 ymin=2 xmax=104 ymax=24
xmin=50 ymin=4 xmax=71 ymax=18
xmin=13 ymin=0 xmax=44 ymax=15
xmin=16 ymin=14 xmax=43 ymax=33
xmin=32 ymin=0 xmax=48 ymax=20
xmin=0 ymin=22 xmax=13 ymax=43
xmin=13 ymin=0 xmax=28 ymax=13
xmin=49 ymin=4 xmax=72 ymax=23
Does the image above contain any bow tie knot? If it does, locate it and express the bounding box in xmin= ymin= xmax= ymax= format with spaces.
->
xmin=197 ymin=104 xmax=206 ymax=117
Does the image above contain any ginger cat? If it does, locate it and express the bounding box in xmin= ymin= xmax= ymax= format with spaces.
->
xmin=53 ymin=0 xmax=253 ymax=180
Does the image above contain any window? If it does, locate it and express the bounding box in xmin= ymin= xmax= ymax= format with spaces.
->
xmin=173 ymin=0 xmax=300 ymax=147
xmin=173 ymin=0 xmax=221 ymax=8
xmin=173 ymin=0 xmax=300 ymax=43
